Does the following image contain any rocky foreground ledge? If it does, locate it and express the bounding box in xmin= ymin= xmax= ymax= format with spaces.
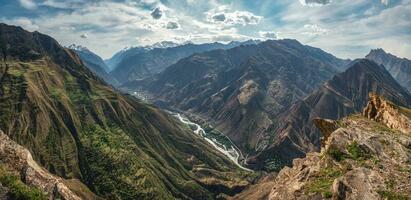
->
xmin=235 ymin=94 xmax=411 ymax=200
xmin=0 ymin=130 xmax=96 ymax=200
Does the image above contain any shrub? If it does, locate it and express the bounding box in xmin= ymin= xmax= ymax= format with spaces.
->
xmin=0 ymin=168 xmax=47 ymax=200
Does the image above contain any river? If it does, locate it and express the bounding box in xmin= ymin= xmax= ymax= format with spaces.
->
xmin=171 ymin=112 xmax=253 ymax=172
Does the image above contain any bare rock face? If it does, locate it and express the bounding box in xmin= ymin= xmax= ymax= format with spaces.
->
xmin=234 ymin=96 xmax=411 ymax=199
xmin=0 ymin=130 xmax=82 ymax=200
xmin=363 ymin=94 xmax=411 ymax=134
xmin=313 ymin=119 xmax=340 ymax=147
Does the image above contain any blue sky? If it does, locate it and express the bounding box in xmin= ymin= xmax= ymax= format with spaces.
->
xmin=1 ymin=0 xmax=410 ymax=59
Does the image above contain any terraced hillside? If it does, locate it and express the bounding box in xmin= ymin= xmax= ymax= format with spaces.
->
xmin=0 ymin=23 xmax=252 ymax=199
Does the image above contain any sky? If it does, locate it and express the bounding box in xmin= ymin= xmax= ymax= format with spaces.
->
xmin=0 ymin=0 xmax=410 ymax=60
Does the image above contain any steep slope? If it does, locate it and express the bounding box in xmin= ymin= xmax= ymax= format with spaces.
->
xmin=110 ymin=40 xmax=261 ymax=82
xmin=0 ymin=23 xmax=252 ymax=199
xmin=0 ymin=130 xmax=96 ymax=200
xmin=121 ymin=39 xmax=348 ymax=169
xmin=366 ymin=48 xmax=411 ymax=92
xmin=234 ymin=95 xmax=411 ymax=200
xmin=251 ymin=59 xmax=411 ymax=170
xmin=68 ymin=44 xmax=118 ymax=86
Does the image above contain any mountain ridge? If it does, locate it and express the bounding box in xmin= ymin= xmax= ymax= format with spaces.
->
xmin=249 ymin=59 xmax=411 ymax=170
xmin=121 ymin=39 xmax=350 ymax=170
xmin=235 ymin=94 xmax=411 ymax=199
xmin=366 ymin=48 xmax=411 ymax=92
xmin=0 ymin=23 xmax=253 ymax=199
xmin=109 ymin=39 xmax=262 ymax=82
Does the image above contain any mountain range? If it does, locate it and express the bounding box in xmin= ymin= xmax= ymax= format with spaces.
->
xmin=0 ymin=23 xmax=252 ymax=199
xmin=120 ymin=40 xmax=411 ymax=171
xmin=108 ymin=40 xmax=261 ymax=83
xmin=248 ymin=59 xmax=411 ymax=170
xmin=104 ymin=41 xmax=180 ymax=72
xmin=1 ymin=22 xmax=411 ymax=200
xmin=120 ymin=39 xmax=352 ymax=170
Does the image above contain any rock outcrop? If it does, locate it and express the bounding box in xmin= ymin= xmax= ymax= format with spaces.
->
xmin=235 ymin=96 xmax=411 ymax=199
xmin=0 ymin=130 xmax=83 ymax=200
xmin=363 ymin=94 xmax=411 ymax=134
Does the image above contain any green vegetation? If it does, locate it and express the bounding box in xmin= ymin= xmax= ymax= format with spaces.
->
xmin=346 ymin=141 xmax=367 ymax=160
xmin=264 ymin=156 xmax=289 ymax=172
xmin=67 ymin=87 xmax=90 ymax=105
xmin=305 ymin=167 xmax=342 ymax=198
xmin=80 ymin=124 xmax=172 ymax=199
xmin=377 ymin=190 xmax=410 ymax=200
xmin=326 ymin=141 xmax=369 ymax=162
xmin=49 ymin=87 xmax=63 ymax=100
xmin=0 ymin=166 xmax=47 ymax=200
xmin=327 ymin=146 xmax=346 ymax=162
xmin=0 ymin=54 xmax=252 ymax=200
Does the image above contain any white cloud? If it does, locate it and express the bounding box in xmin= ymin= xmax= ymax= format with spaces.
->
xmin=206 ymin=7 xmax=263 ymax=26
xmin=3 ymin=17 xmax=39 ymax=31
xmin=302 ymin=24 xmax=329 ymax=36
xmin=381 ymin=0 xmax=389 ymax=6
xmin=259 ymin=31 xmax=277 ymax=39
xmin=299 ymin=0 xmax=331 ymax=7
xmin=18 ymin=0 xmax=37 ymax=10
xmin=40 ymin=0 xmax=84 ymax=9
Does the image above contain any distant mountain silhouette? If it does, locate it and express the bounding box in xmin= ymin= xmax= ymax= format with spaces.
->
xmin=366 ymin=48 xmax=411 ymax=92
xmin=109 ymin=40 xmax=261 ymax=83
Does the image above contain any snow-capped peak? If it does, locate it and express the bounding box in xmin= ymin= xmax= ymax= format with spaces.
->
xmin=149 ymin=41 xmax=180 ymax=49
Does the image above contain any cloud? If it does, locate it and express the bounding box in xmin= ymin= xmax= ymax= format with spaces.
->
xmin=206 ymin=7 xmax=263 ymax=26
xmin=381 ymin=0 xmax=389 ymax=6
xmin=151 ymin=7 xmax=163 ymax=19
xmin=40 ymin=0 xmax=84 ymax=9
xmin=259 ymin=31 xmax=277 ymax=39
xmin=166 ymin=21 xmax=180 ymax=29
xmin=3 ymin=17 xmax=38 ymax=31
xmin=80 ymin=33 xmax=88 ymax=38
xmin=299 ymin=0 xmax=331 ymax=7
xmin=302 ymin=24 xmax=329 ymax=36
xmin=18 ymin=0 xmax=37 ymax=10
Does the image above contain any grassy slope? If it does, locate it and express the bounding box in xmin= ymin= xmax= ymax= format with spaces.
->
xmin=0 ymin=48 xmax=251 ymax=199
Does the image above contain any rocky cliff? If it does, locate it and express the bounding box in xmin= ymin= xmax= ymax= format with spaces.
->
xmin=234 ymin=95 xmax=411 ymax=199
xmin=0 ymin=130 xmax=95 ymax=200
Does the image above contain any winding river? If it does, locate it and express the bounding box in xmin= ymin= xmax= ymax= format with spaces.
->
xmin=171 ymin=112 xmax=253 ymax=172
xmin=130 ymin=91 xmax=253 ymax=171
